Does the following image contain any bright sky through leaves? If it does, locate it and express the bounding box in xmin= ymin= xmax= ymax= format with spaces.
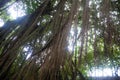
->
xmin=0 ymin=2 xmax=26 ymax=27
xmin=0 ymin=19 xmax=4 ymax=27
xmin=88 ymin=67 xmax=120 ymax=77
xmin=8 ymin=2 xmax=26 ymax=19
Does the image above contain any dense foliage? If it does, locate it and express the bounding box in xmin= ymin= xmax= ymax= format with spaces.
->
xmin=0 ymin=0 xmax=120 ymax=80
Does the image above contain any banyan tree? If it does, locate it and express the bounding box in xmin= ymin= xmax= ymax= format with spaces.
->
xmin=0 ymin=0 xmax=120 ymax=80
